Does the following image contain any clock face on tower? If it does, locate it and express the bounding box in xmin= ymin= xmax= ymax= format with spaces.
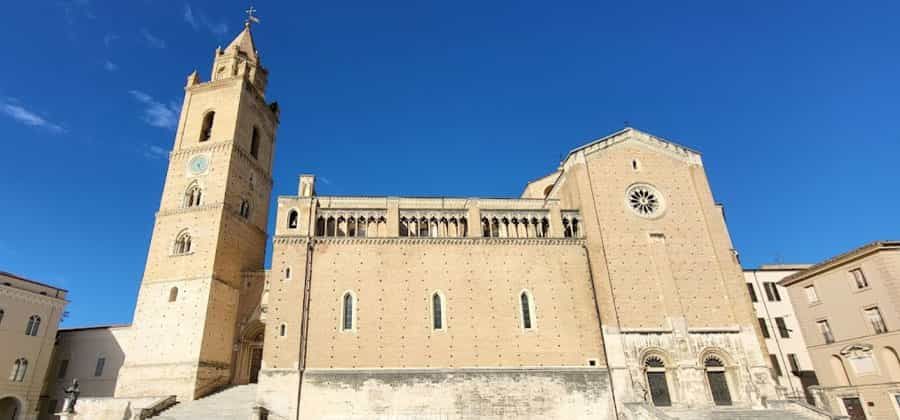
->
xmin=188 ymin=155 xmax=209 ymax=175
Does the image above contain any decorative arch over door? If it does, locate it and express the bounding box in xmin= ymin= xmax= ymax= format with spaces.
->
xmin=236 ymin=320 xmax=265 ymax=385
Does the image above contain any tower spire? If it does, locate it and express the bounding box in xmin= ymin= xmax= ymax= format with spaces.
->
xmin=209 ymin=8 xmax=270 ymax=95
xmin=245 ymin=5 xmax=260 ymax=28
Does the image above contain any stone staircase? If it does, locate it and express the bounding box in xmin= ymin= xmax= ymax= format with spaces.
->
xmin=663 ymin=408 xmax=811 ymax=419
xmin=153 ymin=384 xmax=257 ymax=420
xmin=624 ymin=401 xmax=840 ymax=420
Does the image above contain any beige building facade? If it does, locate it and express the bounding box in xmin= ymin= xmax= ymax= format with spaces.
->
xmin=36 ymin=22 xmax=846 ymax=420
xmin=781 ymin=241 xmax=900 ymax=420
xmin=0 ymin=271 xmax=67 ymax=420
xmin=745 ymin=266 xmax=819 ymax=402
xmin=37 ymin=326 xmax=129 ymax=419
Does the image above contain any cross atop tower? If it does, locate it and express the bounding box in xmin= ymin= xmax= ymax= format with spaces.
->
xmin=245 ymin=5 xmax=260 ymax=27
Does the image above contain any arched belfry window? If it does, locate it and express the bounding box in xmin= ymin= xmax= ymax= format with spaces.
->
xmin=342 ymin=292 xmax=355 ymax=331
xmin=10 ymin=358 xmax=28 ymax=382
xmin=432 ymin=292 xmax=445 ymax=330
xmin=199 ymin=111 xmax=215 ymax=142
xmin=285 ymin=266 xmax=292 ymax=281
xmin=25 ymin=315 xmax=41 ymax=336
xmin=250 ymin=126 xmax=260 ymax=159
xmin=644 ymin=355 xmax=672 ymax=406
xmin=174 ymin=231 xmax=192 ymax=255
xmin=0 ymin=308 xmax=4 ymax=326
xmin=184 ymin=183 xmax=202 ymax=208
xmin=168 ymin=287 xmax=178 ymax=302
xmin=520 ymin=290 xmax=535 ymax=330
xmin=287 ymin=210 xmax=299 ymax=229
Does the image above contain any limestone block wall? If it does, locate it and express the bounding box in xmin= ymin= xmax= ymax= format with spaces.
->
xmin=303 ymin=239 xmax=603 ymax=369
xmin=546 ymin=129 xmax=775 ymax=406
xmin=256 ymin=238 xmax=308 ymax=419
xmin=298 ymin=368 xmax=613 ymax=420
xmin=257 ymin=236 xmax=605 ymax=419
xmin=173 ymin=81 xmax=243 ymax=151
xmin=114 ymin=278 xmax=211 ymax=399
xmin=568 ymin=141 xmax=743 ymax=329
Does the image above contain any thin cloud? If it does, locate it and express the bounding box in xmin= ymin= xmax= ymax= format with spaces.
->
xmin=103 ymin=33 xmax=119 ymax=47
xmin=61 ymin=0 xmax=95 ymax=25
xmin=184 ymin=4 xmax=229 ymax=37
xmin=141 ymin=29 xmax=166 ymax=49
xmin=142 ymin=144 xmax=169 ymax=160
xmin=128 ymin=90 xmax=179 ymax=130
xmin=319 ymin=177 xmax=333 ymax=185
xmin=103 ymin=60 xmax=118 ymax=72
xmin=0 ymin=98 xmax=67 ymax=134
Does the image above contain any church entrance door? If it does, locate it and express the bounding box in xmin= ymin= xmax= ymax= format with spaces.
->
xmin=706 ymin=371 xmax=731 ymax=406
xmin=0 ymin=397 xmax=21 ymax=420
xmin=249 ymin=346 xmax=263 ymax=383
xmin=647 ymin=372 xmax=671 ymax=406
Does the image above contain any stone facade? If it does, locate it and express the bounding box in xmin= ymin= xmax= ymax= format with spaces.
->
xmin=0 ymin=271 xmax=67 ymax=420
xmin=256 ymin=127 xmax=779 ymax=418
xmin=38 ymin=23 xmax=796 ymax=420
xmin=781 ymin=241 xmax=900 ymax=419
xmin=37 ymin=326 xmax=129 ymax=419
xmin=111 ymin=23 xmax=276 ymax=403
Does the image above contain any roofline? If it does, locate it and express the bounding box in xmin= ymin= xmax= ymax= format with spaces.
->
xmin=0 ymin=270 xmax=68 ymax=293
xmin=59 ymin=323 xmax=131 ymax=332
xmin=743 ymin=264 xmax=814 ymax=272
xmin=561 ymin=127 xmax=703 ymax=164
xmin=523 ymin=170 xmax=562 ymax=188
xmin=280 ymin=194 xmax=560 ymax=202
xmin=779 ymin=240 xmax=900 ymax=286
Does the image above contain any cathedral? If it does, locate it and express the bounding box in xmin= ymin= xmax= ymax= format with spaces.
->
xmin=37 ymin=22 xmax=835 ymax=420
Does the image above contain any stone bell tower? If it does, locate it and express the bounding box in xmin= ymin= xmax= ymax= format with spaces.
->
xmin=115 ymin=20 xmax=279 ymax=400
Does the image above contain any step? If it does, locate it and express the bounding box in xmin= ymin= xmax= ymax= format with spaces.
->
xmin=153 ymin=384 xmax=257 ymax=420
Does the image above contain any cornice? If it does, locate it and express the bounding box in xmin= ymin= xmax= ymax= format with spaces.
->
xmin=283 ymin=196 xmax=562 ymax=211
xmin=169 ymin=141 xmax=274 ymax=186
xmin=141 ymin=275 xmax=238 ymax=291
xmin=564 ymin=127 xmax=702 ymax=167
xmin=170 ymin=142 xmax=232 ymax=158
xmin=304 ymin=366 xmax=605 ymax=375
xmin=157 ymin=203 xmax=223 ymax=218
xmin=273 ymin=236 xmax=584 ymax=246
xmin=272 ymin=237 xmax=311 ymax=245
xmin=780 ymin=240 xmax=900 ymax=286
xmin=0 ymin=285 xmax=68 ymax=307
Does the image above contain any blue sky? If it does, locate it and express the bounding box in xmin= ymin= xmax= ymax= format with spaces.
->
xmin=1 ymin=1 xmax=898 ymax=327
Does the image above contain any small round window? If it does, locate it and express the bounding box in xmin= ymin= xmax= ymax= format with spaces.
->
xmin=626 ymin=184 xmax=664 ymax=218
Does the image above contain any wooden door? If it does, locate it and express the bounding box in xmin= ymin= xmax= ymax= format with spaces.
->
xmin=647 ymin=372 xmax=671 ymax=406
xmin=249 ymin=347 xmax=263 ymax=383
xmin=706 ymin=371 xmax=732 ymax=406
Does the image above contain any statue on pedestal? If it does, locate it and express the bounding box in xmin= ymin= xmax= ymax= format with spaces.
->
xmin=62 ymin=379 xmax=80 ymax=413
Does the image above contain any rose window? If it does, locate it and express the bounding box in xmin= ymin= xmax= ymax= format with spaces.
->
xmin=626 ymin=185 xmax=664 ymax=217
